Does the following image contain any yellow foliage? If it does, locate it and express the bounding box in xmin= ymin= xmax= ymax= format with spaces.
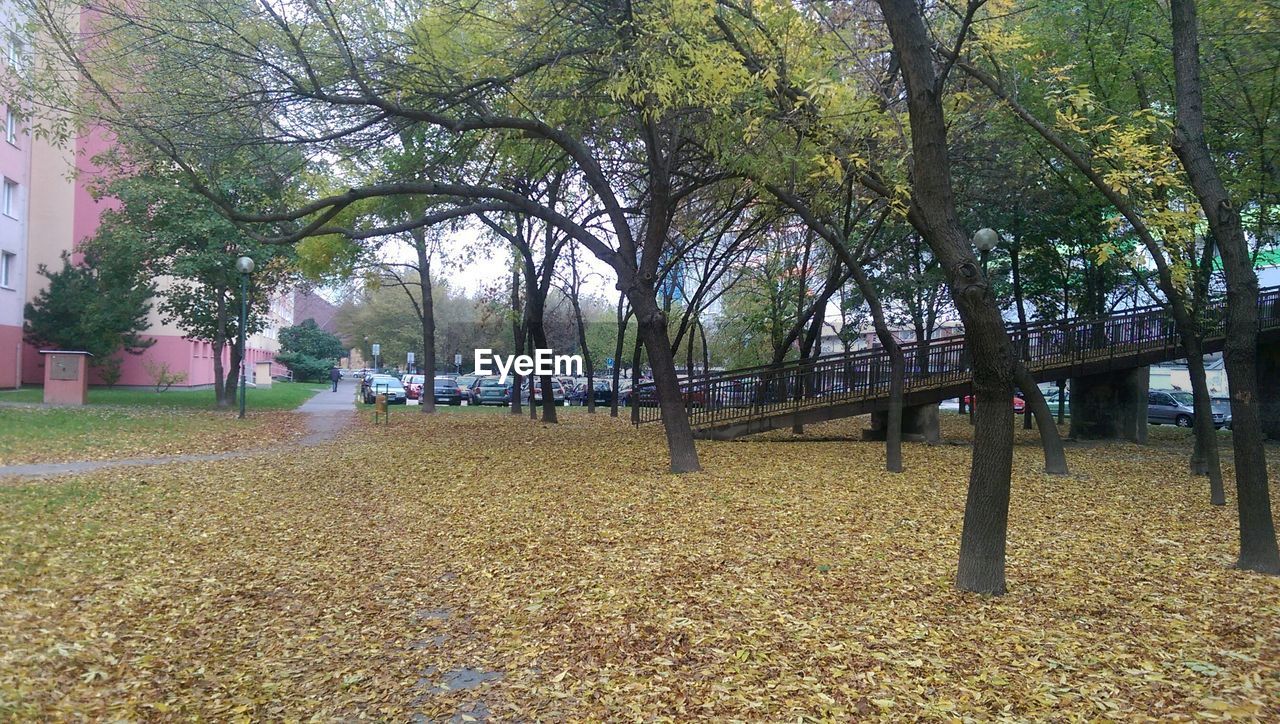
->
xmin=2 ymin=411 xmax=1277 ymax=718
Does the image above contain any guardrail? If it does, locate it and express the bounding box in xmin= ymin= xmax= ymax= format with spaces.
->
xmin=636 ymin=287 xmax=1280 ymax=429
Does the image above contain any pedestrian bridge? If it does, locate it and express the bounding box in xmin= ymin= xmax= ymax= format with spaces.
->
xmin=636 ymin=288 xmax=1280 ymax=440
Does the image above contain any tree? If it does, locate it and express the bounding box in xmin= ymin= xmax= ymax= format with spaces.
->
xmin=1169 ymin=0 xmax=1279 ymax=574
xmin=19 ymin=0 xmax=773 ymax=473
xmin=23 ymin=250 xmax=155 ymax=386
xmin=277 ymin=319 xmax=345 ymax=382
xmin=874 ymin=0 xmax=1022 ymax=594
xmin=80 ymin=155 xmax=298 ymax=407
xmin=948 ymin=0 xmax=1254 ymax=504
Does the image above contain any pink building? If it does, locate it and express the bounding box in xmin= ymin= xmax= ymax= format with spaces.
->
xmin=0 ymin=20 xmax=31 ymax=389
xmin=0 ymin=3 xmax=293 ymax=390
xmin=1 ymin=88 xmax=287 ymax=389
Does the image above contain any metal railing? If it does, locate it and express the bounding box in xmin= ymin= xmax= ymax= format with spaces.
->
xmin=636 ymin=287 xmax=1280 ymax=430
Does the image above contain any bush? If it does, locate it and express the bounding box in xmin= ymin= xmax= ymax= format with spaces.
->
xmin=276 ymin=351 xmax=332 ymax=383
xmin=144 ymin=359 xmax=188 ymax=392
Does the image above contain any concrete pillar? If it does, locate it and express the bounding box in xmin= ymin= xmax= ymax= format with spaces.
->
xmin=1260 ymin=342 xmax=1280 ymax=441
xmin=864 ymin=403 xmax=941 ymax=443
xmin=1069 ymin=366 xmax=1148 ymax=440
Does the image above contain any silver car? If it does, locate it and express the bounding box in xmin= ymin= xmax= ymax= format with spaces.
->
xmin=1147 ymin=390 xmax=1227 ymax=429
xmin=363 ymin=375 xmax=408 ymax=404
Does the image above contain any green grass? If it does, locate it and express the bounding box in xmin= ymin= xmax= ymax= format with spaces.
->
xmin=0 ymin=406 xmax=308 ymax=466
xmin=0 ymin=381 xmax=326 ymax=411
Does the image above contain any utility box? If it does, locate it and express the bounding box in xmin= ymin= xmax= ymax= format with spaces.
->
xmin=255 ymin=361 xmax=273 ymax=387
xmin=39 ymin=350 xmax=92 ymax=405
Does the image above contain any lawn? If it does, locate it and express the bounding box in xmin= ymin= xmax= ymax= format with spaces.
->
xmin=0 ymin=412 xmax=1277 ymax=719
xmin=0 ymin=407 xmax=312 ymax=466
xmin=0 ymin=382 xmax=326 ymax=466
xmin=0 ymin=381 xmax=328 ymax=411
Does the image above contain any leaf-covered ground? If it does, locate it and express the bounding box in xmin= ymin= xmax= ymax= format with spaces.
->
xmin=0 ymin=407 xmax=311 ymax=466
xmin=1 ymin=410 xmax=1277 ymax=719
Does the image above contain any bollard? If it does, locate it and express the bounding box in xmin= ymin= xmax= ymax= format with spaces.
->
xmin=374 ymin=392 xmax=389 ymax=423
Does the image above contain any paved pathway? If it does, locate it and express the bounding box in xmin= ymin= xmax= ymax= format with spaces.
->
xmin=0 ymin=379 xmax=358 ymax=480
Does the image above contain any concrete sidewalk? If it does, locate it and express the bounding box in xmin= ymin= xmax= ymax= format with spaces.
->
xmin=298 ymin=377 xmax=360 ymax=414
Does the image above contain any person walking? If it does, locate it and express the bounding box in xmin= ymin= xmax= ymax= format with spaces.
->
xmin=329 ymin=366 xmax=342 ymax=392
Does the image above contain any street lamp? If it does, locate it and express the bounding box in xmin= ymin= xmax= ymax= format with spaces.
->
xmin=973 ymin=227 xmax=1000 ymax=277
xmin=235 ymin=255 xmax=255 ymax=420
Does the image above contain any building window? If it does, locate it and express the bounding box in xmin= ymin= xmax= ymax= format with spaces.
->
xmin=6 ymin=33 xmax=22 ymax=68
xmin=0 ymin=251 xmax=13 ymax=288
xmin=5 ymin=108 xmax=15 ymax=145
xmin=2 ymin=179 xmax=15 ymax=217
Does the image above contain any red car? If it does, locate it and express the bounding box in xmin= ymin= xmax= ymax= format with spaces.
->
xmin=402 ymin=374 xmax=426 ymax=400
xmin=962 ymin=394 xmax=1026 ymax=413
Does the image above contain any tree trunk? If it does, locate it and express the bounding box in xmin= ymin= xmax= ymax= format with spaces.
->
xmin=527 ymin=325 xmax=538 ymax=421
xmin=699 ymin=322 xmax=710 ymax=382
xmin=630 ymin=290 xmax=701 ymax=473
xmin=611 ymin=298 xmax=628 ymax=417
xmin=415 ymin=231 xmax=437 ymax=414
xmin=1184 ymin=336 xmax=1225 ymax=505
xmin=212 ymin=338 xmax=226 ymax=408
xmin=884 ymin=350 xmax=905 ymax=472
xmin=568 ymin=292 xmax=595 ymax=414
xmin=213 ymin=291 xmax=228 ymax=407
xmin=854 ymin=267 xmax=904 ymax=472
xmin=1016 ymin=363 xmax=1068 ymax=475
xmin=510 ymin=261 xmax=523 ymax=416
xmin=686 ymin=318 xmax=696 ymax=378
xmin=878 ymin=0 xmax=1017 ymax=594
xmin=225 ymin=343 xmax=241 ymax=410
xmin=629 ymin=332 xmax=643 ymax=425
xmin=1171 ymin=0 xmax=1279 ymax=572
xmin=527 ymin=296 xmax=557 ymax=424
xmin=1011 ymin=239 xmax=1035 ymax=430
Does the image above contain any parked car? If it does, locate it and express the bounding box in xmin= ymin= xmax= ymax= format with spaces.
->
xmin=570 ymin=380 xmax=614 ymax=406
xmin=1211 ymin=397 xmax=1234 ymax=430
xmin=1148 ymin=390 xmax=1228 ymax=428
xmin=521 ymin=378 xmax=567 ymax=405
xmin=474 ymin=377 xmax=512 ymax=405
xmin=455 ymin=374 xmax=483 ymax=404
xmin=362 ymin=375 xmax=407 ymax=404
xmin=402 ymin=374 xmax=426 ymax=400
xmin=433 ymin=376 xmax=464 ymax=406
xmin=621 ymin=381 xmax=706 ymax=408
xmin=962 ymin=394 xmax=1027 ymax=413
xmin=1042 ymin=386 xmax=1069 ymax=406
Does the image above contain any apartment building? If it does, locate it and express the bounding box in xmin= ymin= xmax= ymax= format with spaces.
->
xmin=0 ymin=9 xmax=287 ymax=389
xmin=0 ymin=5 xmax=31 ymax=388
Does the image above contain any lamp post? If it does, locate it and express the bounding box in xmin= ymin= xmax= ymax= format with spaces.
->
xmin=235 ymin=255 xmax=255 ymax=419
xmin=973 ymin=227 xmax=999 ymax=277
xmin=966 ymin=228 xmax=1000 ymax=424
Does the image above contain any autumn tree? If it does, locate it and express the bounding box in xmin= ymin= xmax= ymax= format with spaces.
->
xmin=16 ymin=0 xmax=798 ymax=472
xmin=78 ymin=159 xmax=295 ymax=407
xmin=1168 ymin=0 xmax=1279 ymax=573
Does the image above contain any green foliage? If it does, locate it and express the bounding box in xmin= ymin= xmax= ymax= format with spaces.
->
xmin=274 ymin=351 xmax=332 ymax=383
xmin=279 ymin=319 xmax=345 ymax=361
xmin=276 ymin=319 xmax=345 ymax=382
xmin=83 ymin=162 xmax=297 ymax=350
xmin=22 ymin=251 xmax=155 ymax=376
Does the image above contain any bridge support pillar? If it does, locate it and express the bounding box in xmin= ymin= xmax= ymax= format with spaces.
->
xmin=1260 ymin=342 xmax=1280 ymax=441
xmin=863 ymin=403 xmax=940 ymax=443
xmin=1069 ymin=366 xmax=1149 ymax=441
